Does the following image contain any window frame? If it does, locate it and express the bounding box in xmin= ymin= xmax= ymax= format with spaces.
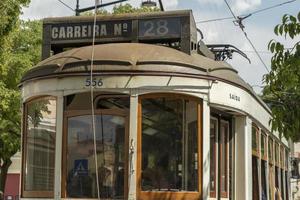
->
xmin=269 ymin=137 xmax=274 ymax=165
xmin=219 ymin=119 xmax=229 ymax=198
xmin=251 ymin=124 xmax=260 ymax=157
xmin=261 ymin=131 xmax=268 ymax=161
xmin=21 ymin=96 xmax=57 ymax=198
xmin=209 ymin=117 xmax=218 ymax=198
xmin=61 ymin=98 xmax=130 ymax=199
xmin=137 ymin=93 xmax=203 ymax=200
xmin=275 ymin=141 xmax=280 ymax=167
xmin=280 ymin=145 xmax=285 ymax=169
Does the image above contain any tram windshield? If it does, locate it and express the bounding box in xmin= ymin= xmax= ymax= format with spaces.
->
xmin=64 ymin=93 xmax=129 ymax=199
xmin=66 ymin=114 xmax=126 ymax=199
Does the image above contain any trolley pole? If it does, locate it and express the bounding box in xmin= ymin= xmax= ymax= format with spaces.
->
xmin=75 ymin=0 xmax=79 ymax=16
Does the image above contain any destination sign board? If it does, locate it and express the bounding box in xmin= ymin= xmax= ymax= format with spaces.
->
xmin=50 ymin=18 xmax=181 ymax=41
xmin=42 ymin=10 xmax=197 ymax=59
xmin=51 ymin=20 xmax=132 ymax=41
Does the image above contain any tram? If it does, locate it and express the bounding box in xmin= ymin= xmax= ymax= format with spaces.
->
xmin=19 ymin=10 xmax=290 ymax=200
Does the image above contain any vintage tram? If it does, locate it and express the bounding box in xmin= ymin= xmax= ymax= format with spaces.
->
xmin=19 ymin=10 xmax=290 ymax=200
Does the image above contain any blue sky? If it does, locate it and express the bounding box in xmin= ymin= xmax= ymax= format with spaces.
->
xmin=21 ymin=0 xmax=300 ymax=93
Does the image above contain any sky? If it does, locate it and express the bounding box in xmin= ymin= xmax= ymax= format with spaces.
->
xmin=21 ymin=0 xmax=300 ymax=94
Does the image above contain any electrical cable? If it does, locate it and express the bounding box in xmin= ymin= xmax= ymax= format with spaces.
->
xmin=196 ymin=16 xmax=233 ymax=24
xmin=90 ymin=0 xmax=101 ymax=199
xmin=250 ymin=0 xmax=297 ymax=16
xmin=57 ymin=0 xmax=75 ymax=12
xmin=223 ymin=0 xmax=270 ymax=73
xmin=196 ymin=0 xmax=298 ymax=24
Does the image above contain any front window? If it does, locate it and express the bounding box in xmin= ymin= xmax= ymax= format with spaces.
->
xmin=64 ymin=93 xmax=129 ymax=199
xmin=139 ymin=94 xmax=201 ymax=199
xmin=23 ymin=97 xmax=56 ymax=197
xmin=66 ymin=114 xmax=126 ymax=199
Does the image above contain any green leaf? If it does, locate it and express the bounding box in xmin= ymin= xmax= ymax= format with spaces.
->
xmin=279 ymin=25 xmax=284 ymax=35
xmin=282 ymin=14 xmax=289 ymax=24
xmin=274 ymin=24 xmax=279 ymax=35
xmin=290 ymin=15 xmax=297 ymax=23
xmin=270 ymin=42 xmax=276 ymax=53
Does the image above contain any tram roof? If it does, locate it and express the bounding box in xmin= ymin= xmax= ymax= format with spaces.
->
xmin=20 ymin=43 xmax=269 ymax=113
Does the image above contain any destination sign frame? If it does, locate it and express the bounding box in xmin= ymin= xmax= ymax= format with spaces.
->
xmin=42 ymin=10 xmax=197 ymax=59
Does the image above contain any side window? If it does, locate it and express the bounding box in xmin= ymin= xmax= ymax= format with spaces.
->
xmin=23 ymin=97 xmax=56 ymax=197
xmin=251 ymin=124 xmax=259 ymax=200
xmin=210 ymin=118 xmax=218 ymax=197
xmin=220 ymin=121 xmax=229 ymax=197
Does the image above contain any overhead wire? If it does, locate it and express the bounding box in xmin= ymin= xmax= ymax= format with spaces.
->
xmin=196 ymin=16 xmax=233 ymax=24
xmin=196 ymin=0 xmax=298 ymax=24
xmin=90 ymin=0 xmax=101 ymax=199
xmin=57 ymin=0 xmax=75 ymax=12
xmin=223 ymin=0 xmax=270 ymax=73
xmin=250 ymin=0 xmax=297 ymax=16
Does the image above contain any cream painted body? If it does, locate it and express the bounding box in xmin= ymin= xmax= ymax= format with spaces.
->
xmin=20 ymin=74 xmax=290 ymax=200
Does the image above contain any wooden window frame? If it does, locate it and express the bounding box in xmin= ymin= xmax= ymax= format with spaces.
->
xmin=269 ymin=163 xmax=275 ymax=200
xmin=280 ymin=146 xmax=285 ymax=169
xmin=137 ymin=93 xmax=203 ymax=200
xmin=209 ymin=117 xmax=218 ymax=198
xmin=219 ymin=120 xmax=229 ymax=198
xmin=61 ymin=107 xmax=129 ymax=199
xmin=268 ymin=138 xmax=274 ymax=165
xmin=285 ymin=148 xmax=289 ymax=171
xmin=261 ymin=132 xmax=268 ymax=161
xmin=251 ymin=124 xmax=260 ymax=157
xmin=21 ymin=96 xmax=56 ymax=198
xmin=275 ymin=142 xmax=280 ymax=167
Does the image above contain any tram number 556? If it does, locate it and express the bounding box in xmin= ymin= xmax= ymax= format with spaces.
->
xmin=85 ymin=78 xmax=103 ymax=87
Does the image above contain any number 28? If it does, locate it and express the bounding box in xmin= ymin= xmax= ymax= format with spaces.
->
xmin=144 ymin=20 xmax=169 ymax=36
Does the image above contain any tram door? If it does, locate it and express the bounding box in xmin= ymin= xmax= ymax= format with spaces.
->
xmin=63 ymin=94 xmax=129 ymax=199
xmin=210 ymin=116 xmax=231 ymax=200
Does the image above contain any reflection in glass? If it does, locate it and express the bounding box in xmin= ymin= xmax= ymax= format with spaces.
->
xmin=269 ymin=165 xmax=275 ymax=200
xmin=281 ymin=168 xmax=284 ymax=199
xmin=25 ymin=97 xmax=56 ymax=191
xmin=141 ymin=97 xmax=199 ymax=191
xmin=261 ymin=161 xmax=268 ymax=200
xmin=210 ymin=119 xmax=217 ymax=196
xmin=285 ymin=171 xmax=289 ymax=200
xmin=252 ymin=126 xmax=258 ymax=152
xmin=252 ymin=157 xmax=259 ymax=200
xmin=220 ymin=122 xmax=228 ymax=194
xmin=65 ymin=93 xmax=129 ymax=111
xmin=261 ymin=133 xmax=266 ymax=158
xmin=67 ymin=115 xmax=125 ymax=199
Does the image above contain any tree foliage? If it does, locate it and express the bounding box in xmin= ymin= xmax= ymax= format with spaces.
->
xmin=263 ymin=12 xmax=300 ymax=141
xmin=83 ymin=3 xmax=160 ymax=15
xmin=0 ymin=19 xmax=42 ymax=193
xmin=0 ymin=0 xmax=30 ymax=49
